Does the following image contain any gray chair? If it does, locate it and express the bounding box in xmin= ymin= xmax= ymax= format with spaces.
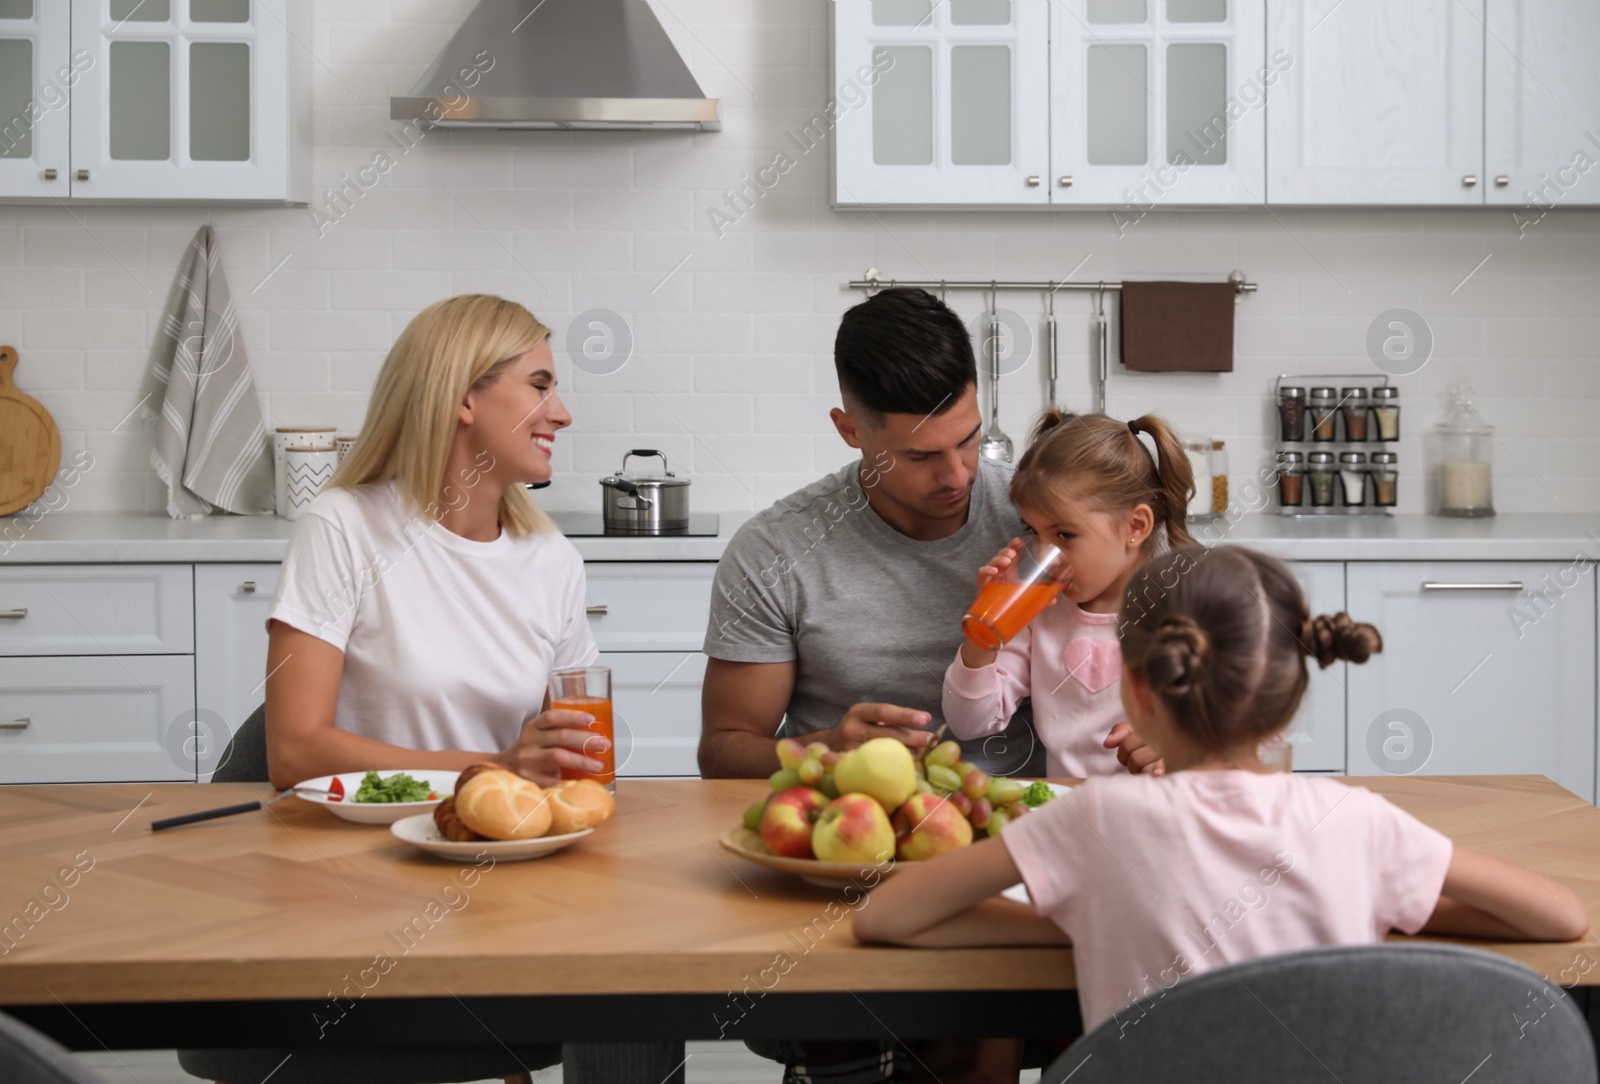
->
xmin=0 ymin=1011 xmax=104 ymax=1084
xmin=181 ymin=704 xmax=557 ymax=1084
xmin=1043 ymin=943 xmax=1597 ymax=1084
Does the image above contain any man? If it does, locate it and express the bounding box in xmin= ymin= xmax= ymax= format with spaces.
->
xmin=700 ymin=285 xmax=1043 ymax=780
xmin=698 ymin=287 xmax=1049 ymax=1084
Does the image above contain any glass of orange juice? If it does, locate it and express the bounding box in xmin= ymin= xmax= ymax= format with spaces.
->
xmin=961 ymin=536 xmax=1072 ymax=651
xmin=550 ymin=666 xmax=615 ymax=792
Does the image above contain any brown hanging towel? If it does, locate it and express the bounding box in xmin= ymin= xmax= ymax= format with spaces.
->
xmin=1119 ymin=280 xmax=1235 ymax=372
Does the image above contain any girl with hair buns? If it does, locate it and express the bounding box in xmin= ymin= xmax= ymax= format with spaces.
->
xmin=943 ymin=409 xmax=1194 ymax=778
xmin=859 ymin=545 xmax=1588 ymax=1035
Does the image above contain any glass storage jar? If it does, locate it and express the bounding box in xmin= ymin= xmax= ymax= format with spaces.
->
xmin=1340 ymin=387 xmax=1370 ymax=442
xmin=1308 ymin=387 xmax=1338 ymax=442
xmin=1339 ymin=451 xmax=1368 ymax=507
xmin=1278 ymin=386 xmax=1307 ymax=442
xmin=1371 ymin=386 xmax=1401 ymax=442
xmin=1371 ymin=451 xmax=1398 ymax=508
xmin=1437 ymin=386 xmax=1495 ymax=517
xmin=1307 ymin=451 xmax=1337 ymax=508
xmin=1277 ymin=451 xmax=1305 ymax=509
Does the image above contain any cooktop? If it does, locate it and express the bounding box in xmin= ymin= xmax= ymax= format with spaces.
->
xmin=545 ymin=511 xmax=721 ymax=537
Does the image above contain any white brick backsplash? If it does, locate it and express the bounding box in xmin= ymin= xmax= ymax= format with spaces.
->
xmin=0 ymin=0 xmax=1592 ymax=518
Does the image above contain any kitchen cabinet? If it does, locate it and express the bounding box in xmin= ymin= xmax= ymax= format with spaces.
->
xmin=0 ymin=563 xmax=193 ymax=656
xmin=0 ymin=2 xmax=72 ymax=198
xmin=832 ymin=0 xmax=1051 ymax=206
xmin=0 ymin=0 xmax=310 ymax=201
xmin=1050 ymin=0 xmax=1267 ymax=207
xmin=1346 ymin=562 xmax=1597 ymax=802
xmin=585 ymin=562 xmax=716 ymax=777
xmin=1284 ymin=560 xmax=1346 ymax=773
xmin=1267 ymin=0 xmax=1484 ymax=205
xmin=194 ymin=562 xmax=277 ymax=781
xmin=1484 ymin=0 xmax=1600 ymax=209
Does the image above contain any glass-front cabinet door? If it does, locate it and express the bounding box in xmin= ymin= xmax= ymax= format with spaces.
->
xmin=69 ymin=0 xmax=288 ymax=199
xmin=834 ymin=0 xmax=1050 ymax=206
xmin=0 ymin=1 xmax=71 ymax=198
xmin=1050 ymin=0 xmax=1266 ymax=207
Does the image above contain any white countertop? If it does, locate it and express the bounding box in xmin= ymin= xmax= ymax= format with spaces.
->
xmin=0 ymin=511 xmax=1596 ymax=565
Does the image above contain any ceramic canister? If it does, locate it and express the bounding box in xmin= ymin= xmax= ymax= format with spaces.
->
xmin=284 ymin=446 xmax=338 ymax=521
xmin=335 ymin=434 xmax=358 ymax=463
xmin=273 ymin=427 xmax=335 ymax=516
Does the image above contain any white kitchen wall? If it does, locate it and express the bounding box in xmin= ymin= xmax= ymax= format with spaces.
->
xmin=3 ymin=0 xmax=1598 ymax=517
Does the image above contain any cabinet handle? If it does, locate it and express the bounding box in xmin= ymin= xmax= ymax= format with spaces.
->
xmin=76 ymin=169 xmax=89 ymax=181
xmin=1026 ymin=175 xmax=1041 ymax=187
xmin=43 ymin=168 xmax=57 ymax=181
xmin=1462 ymin=174 xmax=1478 ymax=187
xmin=1422 ymin=582 xmax=1524 ymax=592
xmin=586 ymin=604 xmax=608 ymax=616
xmin=0 ymin=718 xmax=30 ymax=731
xmin=1059 ymin=175 xmax=1073 ymax=188
xmin=1494 ymin=174 xmax=1511 ymax=187
xmin=0 ymin=608 xmax=26 ymax=620
xmin=241 ymin=581 xmax=257 ymax=594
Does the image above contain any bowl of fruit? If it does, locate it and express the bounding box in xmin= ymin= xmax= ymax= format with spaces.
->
xmin=717 ymin=735 xmax=1059 ymax=888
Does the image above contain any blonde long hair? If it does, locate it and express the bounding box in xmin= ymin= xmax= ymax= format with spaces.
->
xmin=330 ymin=294 xmax=555 ymax=535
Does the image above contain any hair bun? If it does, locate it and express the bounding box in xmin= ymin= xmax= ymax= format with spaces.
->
xmin=1145 ymin=615 xmax=1212 ymax=696
xmin=1302 ymin=612 xmax=1383 ymax=669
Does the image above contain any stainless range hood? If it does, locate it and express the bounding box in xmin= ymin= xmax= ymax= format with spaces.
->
xmin=391 ymin=0 xmax=720 ymax=132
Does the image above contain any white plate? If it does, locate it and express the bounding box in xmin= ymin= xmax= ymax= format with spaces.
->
xmin=292 ymin=770 xmax=459 ymax=824
xmin=390 ymin=813 xmax=594 ymax=862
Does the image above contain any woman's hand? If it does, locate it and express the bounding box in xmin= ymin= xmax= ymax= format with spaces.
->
xmin=1104 ymin=721 xmax=1165 ymax=777
xmin=493 ymin=708 xmax=610 ymax=787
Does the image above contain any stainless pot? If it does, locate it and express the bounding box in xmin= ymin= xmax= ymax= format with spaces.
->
xmin=599 ymin=449 xmax=691 ymax=534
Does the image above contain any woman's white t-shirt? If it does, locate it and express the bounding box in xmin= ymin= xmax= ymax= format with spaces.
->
xmin=268 ymin=481 xmax=598 ymax=754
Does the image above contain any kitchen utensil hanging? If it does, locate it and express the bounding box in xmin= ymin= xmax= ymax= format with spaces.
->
xmin=1044 ymin=288 xmax=1058 ymax=410
xmin=847 ymin=269 xmax=1256 ymax=420
xmin=978 ymin=284 xmax=1014 ymax=463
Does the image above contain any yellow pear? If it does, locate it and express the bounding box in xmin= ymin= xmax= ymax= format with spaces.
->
xmin=833 ymin=737 xmax=917 ymax=813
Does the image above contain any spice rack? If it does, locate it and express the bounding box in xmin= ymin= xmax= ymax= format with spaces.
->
xmin=1273 ymin=373 xmax=1400 ymax=518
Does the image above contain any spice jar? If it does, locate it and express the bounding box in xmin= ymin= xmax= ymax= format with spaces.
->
xmin=1307 ymin=451 xmax=1337 ymax=508
xmin=1340 ymin=387 xmax=1370 ymax=442
xmin=1211 ymin=440 xmax=1229 ymax=514
xmin=1370 ymin=451 xmax=1398 ymax=508
xmin=1277 ymin=451 xmax=1305 ymax=509
xmin=1308 ymin=387 xmax=1338 ymax=442
xmin=1371 ymin=386 xmax=1401 ymax=442
xmin=1183 ymin=438 xmax=1214 ymax=519
xmin=1437 ymin=385 xmax=1495 ymax=517
xmin=1339 ymin=451 xmax=1369 ymax=506
xmin=1278 ymin=387 xmax=1307 ymax=442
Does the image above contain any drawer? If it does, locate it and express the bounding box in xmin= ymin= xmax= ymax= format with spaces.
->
xmin=583 ymin=563 xmax=717 ymax=652
xmin=0 ymin=655 xmax=198 ymax=783
xmin=604 ymin=650 xmax=707 ymax=778
xmin=0 ymin=565 xmax=194 ymax=656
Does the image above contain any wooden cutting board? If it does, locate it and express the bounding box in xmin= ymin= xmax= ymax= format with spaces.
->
xmin=0 ymin=345 xmax=62 ymax=516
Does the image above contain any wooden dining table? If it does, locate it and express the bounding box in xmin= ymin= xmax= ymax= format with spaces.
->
xmin=2 ymin=775 xmax=1598 ymax=1051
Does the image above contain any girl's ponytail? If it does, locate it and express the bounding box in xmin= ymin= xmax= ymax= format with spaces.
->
xmin=1131 ymin=414 xmax=1195 ymax=549
xmin=1300 ymin=612 xmax=1384 ymax=669
xmin=1028 ymin=407 xmax=1071 ymax=446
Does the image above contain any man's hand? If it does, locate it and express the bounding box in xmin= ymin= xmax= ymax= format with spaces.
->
xmin=1104 ymin=721 xmax=1164 ymax=776
xmin=816 ymin=703 xmax=936 ymax=754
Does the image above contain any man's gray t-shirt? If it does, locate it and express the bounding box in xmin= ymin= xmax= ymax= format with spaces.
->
xmin=703 ymin=456 xmax=1044 ymax=777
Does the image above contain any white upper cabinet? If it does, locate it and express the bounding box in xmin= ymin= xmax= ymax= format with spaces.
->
xmin=0 ymin=0 xmax=308 ymax=201
xmin=833 ymin=0 xmax=1051 ymax=206
xmin=0 ymin=1 xmax=72 ymax=198
xmin=1484 ymin=0 xmax=1600 ymax=208
xmin=1267 ymin=0 xmax=1485 ymax=205
xmin=1050 ymin=0 xmax=1267 ymax=206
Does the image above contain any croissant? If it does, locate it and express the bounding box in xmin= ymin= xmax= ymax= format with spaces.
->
xmin=432 ymin=797 xmax=483 ymax=843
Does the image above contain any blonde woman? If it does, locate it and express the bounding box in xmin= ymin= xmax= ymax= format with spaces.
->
xmin=265 ymin=294 xmax=606 ymax=790
xmin=260 ymin=295 xmax=686 ymax=1084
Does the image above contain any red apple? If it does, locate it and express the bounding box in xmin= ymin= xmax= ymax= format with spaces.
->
xmin=893 ymin=792 xmax=974 ymax=861
xmin=812 ymin=793 xmax=895 ymax=865
xmin=761 ymin=786 xmax=828 ymax=858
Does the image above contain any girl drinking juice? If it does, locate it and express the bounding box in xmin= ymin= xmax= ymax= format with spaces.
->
xmin=944 ymin=411 xmax=1193 ymax=777
xmin=862 ymin=545 xmax=1588 ymax=1034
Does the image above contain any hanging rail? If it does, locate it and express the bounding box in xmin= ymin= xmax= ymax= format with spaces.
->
xmin=844 ymin=267 xmax=1258 ymax=295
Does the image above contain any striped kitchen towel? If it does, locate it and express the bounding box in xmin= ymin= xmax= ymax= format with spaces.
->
xmin=146 ymin=225 xmax=274 ymax=517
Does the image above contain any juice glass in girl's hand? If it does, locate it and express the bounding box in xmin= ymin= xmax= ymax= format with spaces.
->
xmin=962 ymin=537 xmax=1072 ymax=651
xmin=550 ymin=666 xmax=615 ymax=792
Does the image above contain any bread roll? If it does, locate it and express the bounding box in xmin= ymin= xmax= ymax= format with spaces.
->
xmin=455 ymin=766 xmax=552 ymax=840
xmin=547 ymin=779 xmax=616 ymax=835
xmin=432 ymin=797 xmax=483 ymax=843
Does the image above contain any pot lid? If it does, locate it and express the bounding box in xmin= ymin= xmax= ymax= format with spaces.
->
xmin=600 ymin=472 xmax=690 ymax=488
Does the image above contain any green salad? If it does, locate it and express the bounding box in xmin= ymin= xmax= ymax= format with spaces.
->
xmin=1022 ymin=780 xmax=1056 ymax=808
xmin=352 ymin=771 xmax=438 ymax=804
